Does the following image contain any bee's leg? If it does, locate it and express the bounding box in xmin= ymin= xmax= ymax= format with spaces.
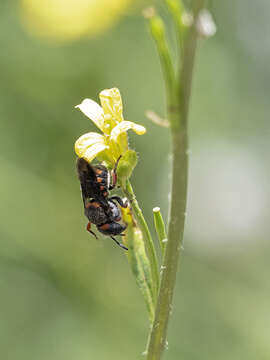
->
xmin=110 ymin=236 xmax=128 ymax=251
xmin=109 ymin=196 xmax=128 ymax=208
xmin=86 ymin=222 xmax=98 ymax=240
xmin=109 ymin=156 xmax=122 ymax=190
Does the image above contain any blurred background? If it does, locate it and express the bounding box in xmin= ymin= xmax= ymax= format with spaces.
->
xmin=0 ymin=0 xmax=269 ymax=359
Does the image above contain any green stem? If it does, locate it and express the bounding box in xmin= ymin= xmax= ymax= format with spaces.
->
xmin=146 ymin=1 xmax=205 ymax=359
xmin=146 ymin=13 xmax=176 ymax=100
xmin=146 ymin=130 xmax=188 ymax=360
xmin=124 ymin=180 xmax=160 ymax=302
xmin=166 ymin=0 xmax=185 ymax=59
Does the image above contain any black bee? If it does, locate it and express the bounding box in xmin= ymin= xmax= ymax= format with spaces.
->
xmin=76 ymin=157 xmax=128 ymax=250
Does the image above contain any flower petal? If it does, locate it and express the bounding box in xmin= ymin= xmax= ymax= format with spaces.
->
xmin=99 ymin=88 xmax=123 ymax=123
xmin=75 ymin=99 xmax=104 ymax=131
xmin=74 ymin=132 xmax=108 ymax=162
xmin=110 ymin=121 xmax=146 ymax=142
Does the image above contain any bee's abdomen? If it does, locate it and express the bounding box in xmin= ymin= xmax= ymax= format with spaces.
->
xmin=98 ymin=222 xmax=126 ymax=236
xmin=93 ymin=165 xmax=109 ymax=197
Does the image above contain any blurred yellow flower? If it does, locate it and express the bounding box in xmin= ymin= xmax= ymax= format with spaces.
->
xmin=75 ymin=88 xmax=146 ymax=166
xmin=20 ymin=0 xmax=133 ymax=41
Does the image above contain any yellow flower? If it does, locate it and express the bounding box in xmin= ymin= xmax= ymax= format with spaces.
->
xmin=75 ymin=88 xmax=146 ymax=168
xmin=20 ymin=0 xmax=133 ymax=41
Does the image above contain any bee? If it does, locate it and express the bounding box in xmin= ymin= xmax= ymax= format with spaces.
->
xmin=76 ymin=157 xmax=128 ymax=250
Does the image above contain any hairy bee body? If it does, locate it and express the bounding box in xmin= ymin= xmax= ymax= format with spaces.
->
xmin=76 ymin=157 xmax=128 ymax=250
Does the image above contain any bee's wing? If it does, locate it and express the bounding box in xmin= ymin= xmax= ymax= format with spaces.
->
xmin=76 ymin=158 xmax=100 ymax=203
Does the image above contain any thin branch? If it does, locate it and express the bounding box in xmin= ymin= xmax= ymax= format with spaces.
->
xmin=146 ymin=1 xmax=205 ymax=359
xmin=153 ymin=207 xmax=167 ymax=257
xmin=124 ymin=180 xmax=160 ymax=302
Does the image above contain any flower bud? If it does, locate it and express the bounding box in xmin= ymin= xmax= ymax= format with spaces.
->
xmin=149 ymin=16 xmax=166 ymax=41
xmin=117 ymin=150 xmax=138 ymax=183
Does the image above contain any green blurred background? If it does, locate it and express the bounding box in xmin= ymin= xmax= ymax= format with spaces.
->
xmin=0 ymin=0 xmax=269 ymax=359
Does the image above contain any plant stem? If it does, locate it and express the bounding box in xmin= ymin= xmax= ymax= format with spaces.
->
xmin=146 ymin=12 xmax=176 ymax=100
xmin=146 ymin=1 xmax=205 ymax=359
xmin=124 ymin=180 xmax=160 ymax=302
xmin=146 ymin=130 xmax=187 ymax=360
